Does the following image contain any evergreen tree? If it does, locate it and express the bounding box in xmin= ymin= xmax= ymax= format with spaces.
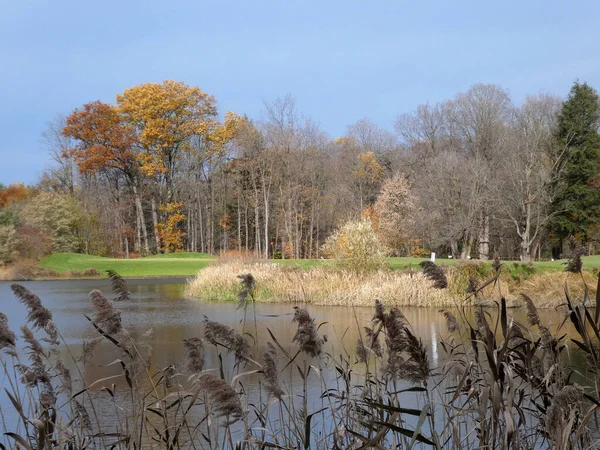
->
xmin=547 ymin=82 xmax=600 ymax=246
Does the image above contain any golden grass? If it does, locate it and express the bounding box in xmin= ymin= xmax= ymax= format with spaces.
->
xmin=187 ymin=261 xmax=469 ymax=308
xmin=186 ymin=259 xmax=597 ymax=308
xmin=514 ymin=271 xmax=597 ymax=308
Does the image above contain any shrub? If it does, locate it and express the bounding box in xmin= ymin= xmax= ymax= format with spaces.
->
xmin=0 ymin=225 xmax=19 ymax=264
xmin=322 ymin=218 xmax=388 ymax=272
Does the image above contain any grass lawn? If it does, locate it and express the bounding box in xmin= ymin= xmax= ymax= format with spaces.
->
xmin=40 ymin=252 xmax=215 ymax=277
xmin=39 ymin=252 xmax=600 ymax=279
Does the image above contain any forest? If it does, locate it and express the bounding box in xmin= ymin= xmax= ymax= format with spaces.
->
xmin=1 ymin=79 xmax=600 ymax=265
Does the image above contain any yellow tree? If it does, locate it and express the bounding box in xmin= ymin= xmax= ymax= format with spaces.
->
xmin=117 ymin=80 xmax=218 ymax=201
xmin=353 ymin=151 xmax=384 ymax=209
xmin=156 ymin=202 xmax=186 ymax=253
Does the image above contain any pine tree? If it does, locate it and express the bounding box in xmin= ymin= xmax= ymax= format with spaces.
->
xmin=547 ymin=82 xmax=600 ymax=247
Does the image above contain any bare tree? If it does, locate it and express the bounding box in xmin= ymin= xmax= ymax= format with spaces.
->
xmin=496 ymin=94 xmax=563 ymax=261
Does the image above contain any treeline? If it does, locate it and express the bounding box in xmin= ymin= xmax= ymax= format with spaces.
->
xmin=1 ymin=80 xmax=599 ymax=263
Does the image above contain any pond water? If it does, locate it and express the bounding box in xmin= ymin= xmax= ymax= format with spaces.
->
xmin=0 ymin=278 xmax=589 ymax=446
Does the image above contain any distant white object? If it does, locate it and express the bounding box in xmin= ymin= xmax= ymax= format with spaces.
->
xmin=467 ymin=255 xmax=471 ymax=259
xmin=431 ymin=252 xmax=436 ymax=262
xmin=551 ymin=258 xmax=554 ymax=261
xmin=448 ymin=255 xmax=453 ymax=259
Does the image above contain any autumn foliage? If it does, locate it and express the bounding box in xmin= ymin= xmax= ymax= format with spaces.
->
xmin=0 ymin=184 xmax=28 ymax=207
xmin=156 ymin=202 xmax=186 ymax=253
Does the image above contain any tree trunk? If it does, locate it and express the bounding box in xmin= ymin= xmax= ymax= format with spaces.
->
xmin=133 ymin=185 xmax=149 ymax=255
xmin=151 ymin=197 xmax=161 ymax=253
xmin=478 ymin=214 xmax=490 ymax=260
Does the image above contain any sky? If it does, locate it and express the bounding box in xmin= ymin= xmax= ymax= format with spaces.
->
xmin=1 ymin=0 xmax=599 ymax=185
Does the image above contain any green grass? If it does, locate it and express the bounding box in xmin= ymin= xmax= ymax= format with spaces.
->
xmin=40 ymin=252 xmax=215 ymax=277
xmin=38 ymin=252 xmax=600 ymax=279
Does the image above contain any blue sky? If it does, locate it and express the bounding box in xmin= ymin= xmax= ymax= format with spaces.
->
xmin=1 ymin=0 xmax=599 ymax=185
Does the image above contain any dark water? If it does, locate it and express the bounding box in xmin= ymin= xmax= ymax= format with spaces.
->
xmin=0 ymin=278 xmax=587 ymax=444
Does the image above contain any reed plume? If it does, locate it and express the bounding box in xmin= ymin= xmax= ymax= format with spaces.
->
xmin=419 ymin=261 xmax=448 ymax=289
xmin=521 ymin=294 xmax=540 ymax=327
xmin=292 ymin=307 xmax=324 ymax=357
xmin=203 ymin=320 xmax=251 ymax=367
xmin=439 ymin=309 xmax=460 ymax=334
xmin=262 ymin=341 xmax=284 ymax=400
xmin=106 ymin=269 xmax=130 ymax=302
xmin=74 ymin=400 xmax=92 ymax=431
xmin=0 ymin=312 xmax=16 ymax=351
xmin=545 ymin=385 xmax=583 ymax=433
xmin=183 ymin=337 xmax=205 ymax=373
xmin=11 ymin=284 xmax=53 ymax=330
xmin=19 ymin=325 xmax=50 ymax=387
xmin=398 ymin=327 xmax=430 ymax=385
xmin=195 ymin=373 xmax=243 ymax=423
xmin=237 ymin=272 xmax=256 ymax=309
xmin=89 ymin=290 xmax=122 ymax=335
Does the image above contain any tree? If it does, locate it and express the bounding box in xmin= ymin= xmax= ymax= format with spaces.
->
xmin=116 ymin=80 xmax=218 ymax=202
xmin=497 ymin=95 xmax=562 ymax=261
xmin=322 ymin=218 xmax=388 ymax=272
xmin=547 ymin=82 xmax=600 ymax=248
xmin=156 ymin=202 xmax=186 ymax=253
xmin=62 ymin=100 xmax=149 ymax=254
xmin=21 ymin=192 xmax=83 ymax=253
xmin=0 ymin=225 xmax=18 ymax=264
xmin=373 ymin=173 xmax=419 ymax=254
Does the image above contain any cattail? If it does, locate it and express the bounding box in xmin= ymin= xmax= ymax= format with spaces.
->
xmin=11 ymin=284 xmax=53 ymax=330
xmin=292 ymin=307 xmax=324 ymax=358
xmin=106 ymin=269 xmax=130 ymax=302
xmin=262 ymin=342 xmax=284 ymax=400
xmin=439 ymin=309 xmax=460 ymax=334
xmin=183 ymin=337 xmax=204 ymax=373
xmin=89 ymin=290 xmax=122 ymax=335
xmin=236 ymin=273 xmax=256 ymax=309
xmin=522 ymin=294 xmax=540 ymax=327
xmin=195 ymin=373 xmax=243 ymax=422
xmin=203 ymin=320 xmax=251 ymax=367
xmin=546 ymin=385 xmax=583 ymax=433
xmin=0 ymin=312 xmax=16 ymax=351
xmin=419 ymin=261 xmax=448 ymax=289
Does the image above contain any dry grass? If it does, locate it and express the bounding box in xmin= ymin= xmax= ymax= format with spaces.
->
xmin=515 ymin=271 xmax=597 ymax=307
xmin=187 ymin=260 xmax=597 ymax=308
xmin=187 ymin=261 xmax=463 ymax=307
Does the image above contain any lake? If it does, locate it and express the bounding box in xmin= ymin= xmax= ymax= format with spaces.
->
xmin=0 ymin=278 xmax=588 ymax=447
